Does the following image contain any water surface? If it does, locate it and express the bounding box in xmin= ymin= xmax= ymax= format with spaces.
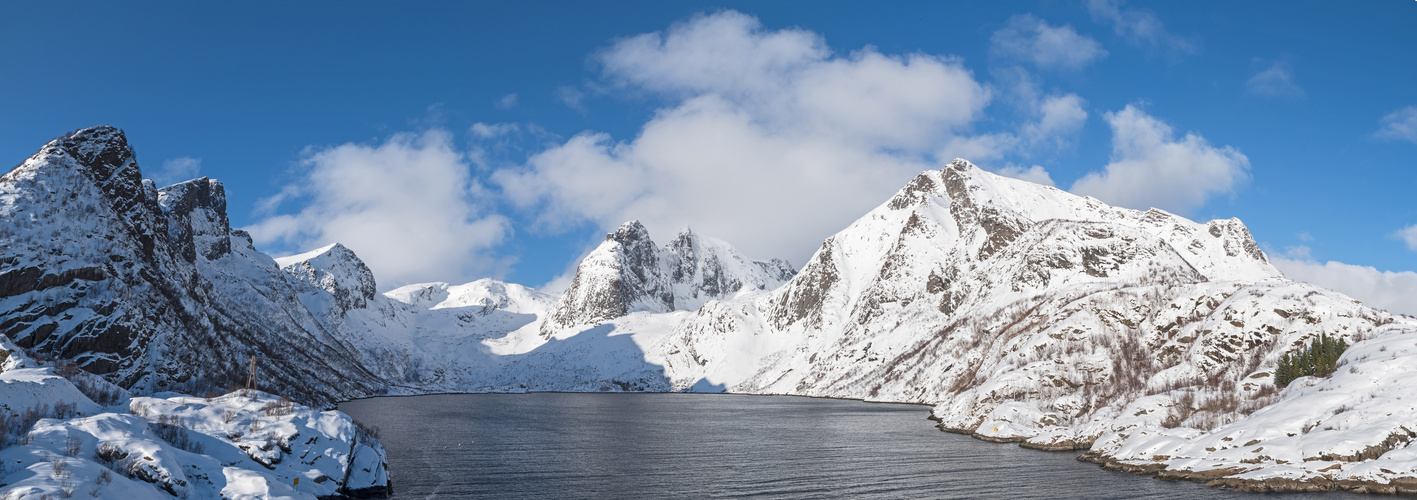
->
xmin=340 ymin=393 xmax=1352 ymax=499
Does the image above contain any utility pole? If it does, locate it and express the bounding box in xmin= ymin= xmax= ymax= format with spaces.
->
xmin=246 ymin=354 xmax=257 ymax=392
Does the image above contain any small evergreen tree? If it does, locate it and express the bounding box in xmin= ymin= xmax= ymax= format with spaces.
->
xmin=1275 ymin=333 xmax=1347 ymax=388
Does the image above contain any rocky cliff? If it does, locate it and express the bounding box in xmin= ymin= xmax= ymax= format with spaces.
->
xmin=0 ymin=126 xmax=385 ymax=406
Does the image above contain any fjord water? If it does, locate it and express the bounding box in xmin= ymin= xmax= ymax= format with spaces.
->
xmin=339 ymin=394 xmax=1345 ymax=499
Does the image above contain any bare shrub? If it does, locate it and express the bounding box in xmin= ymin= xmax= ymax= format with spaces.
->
xmin=93 ymin=441 xmax=125 ymax=467
xmin=221 ymin=410 xmax=239 ymax=423
xmin=65 ymin=435 xmax=82 ymax=457
xmin=95 ymin=469 xmax=113 ymax=485
xmin=152 ymin=415 xmax=204 ymax=454
xmin=68 ymin=375 xmax=121 ymax=407
xmin=262 ymin=396 xmax=293 ymax=417
xmin=51 ymin=458 xmax=69 ymax=478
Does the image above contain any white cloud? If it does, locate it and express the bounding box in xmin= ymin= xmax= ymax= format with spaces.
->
xmin=471 ymin=122 xmax=519 ymax=139
xmin=1375 ymin=106 xmax=1417 ymax=144
xmin=1282 ymin=244 xmax=1313 ymax=261
xmin=494 ymin=11 xmax=995 ymax=266
xmin=993 ymin=165 xmax=1056 ymax=186
xmin=1086 ymin=0 xmax=1196 ymax=54
xmin=1021 ymin=93 xmax=1088 ymax=148
xmin=1272 ymin=255 xmax=1417 ymax=316
xmin=153 ymin=157 xmax=202 ymax=186
xmin=244 ymin=130 xmax=510 ymax=288
xmin=990 ymin=15 xmax=1106 ymax=70
xmin=1396 ymin=224 xmax=1417 ymax=251
xmin=1245 ymin=60 xmax=1305 ymax=99
xmin=495 ymin=93 xmax=518 ymax=109
xmin=1070 ymin=105 xmax=1249 ymax=214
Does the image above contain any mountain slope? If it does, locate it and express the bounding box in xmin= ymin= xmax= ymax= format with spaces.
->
xmin=0 ymin=127 xmax=385 ymax=406
xmin=647 ymin=160 xmax=1414 ymax=466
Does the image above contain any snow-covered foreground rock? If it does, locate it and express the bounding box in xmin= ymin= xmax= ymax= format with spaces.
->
xmin=0 ymin=337 xmax=389 ymax=499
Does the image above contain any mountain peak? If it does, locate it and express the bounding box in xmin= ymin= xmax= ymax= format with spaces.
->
xmin=541 ymin=222 xmax=796 ymax=337
xmin=51 ymin=126 xmax=132 ymax=175
xmin=278 ymin=242 xmax=378 ymax=312
xmin=608 ymin=220 xmax=652 ymax=244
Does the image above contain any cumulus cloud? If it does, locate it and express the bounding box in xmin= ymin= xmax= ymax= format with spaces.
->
xmin=1070 ymin=105 xmax=1248 ymax=214
xmin=990 ymin=15 xmax=1106 ymax=70
xmin=1271 ymin=254 xmax=1417 ymax=316
xmin=1246 ymin=60 xmax=1305 ymax=100
xmin=153 ymin=157 xmax=202 ymax=186
xmin=1086 ymin=0 xmax=1196 ymax=54
xmin=1375 ymin=106 xmax=1417 ymax=143
xmin=494 ymin=11 xmax=993 ymax=265
xmin=244 ymin=130 xmax=510 ymax=288
xmin=1022 ymin=93 xmax=1088 ymax=148
xmin=1396 ymin=224 xmax=1417 ymax=251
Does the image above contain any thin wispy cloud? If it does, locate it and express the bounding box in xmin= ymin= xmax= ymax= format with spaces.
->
xmin=990 ymin=14 xmax=1106 ymax=70
xmin=1245 ymin=59 xmax=1305 ymax=100
xmin=1375 ymin=106 xmax=1417 ymax=143
xmin=153 ymin=157 xmax=202 ymax=186
xmin=496 ymin=93 xmax=518 ymax=109
xmin=556 ymin=86 xmax=586 ymax=113
xmin=1086 ymin=0 xmax=1197 ymax=55
xmin=1396 ymin=224 xmax=1417 ymax=251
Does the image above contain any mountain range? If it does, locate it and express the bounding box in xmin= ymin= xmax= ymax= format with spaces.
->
xmin=4 ymin=126 xmax=1417 ymax=495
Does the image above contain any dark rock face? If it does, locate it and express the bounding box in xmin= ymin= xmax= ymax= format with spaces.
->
xmin=768 ymin=239 xmax=839 ymax=330
xmin=0 ymin=126 xmax=384 ymax=406
xmin=158 ymin=177 xmax=231 ymax=263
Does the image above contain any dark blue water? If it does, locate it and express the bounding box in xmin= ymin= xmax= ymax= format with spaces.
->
xmin=339 ymin=393 xmax=1351 ymax=499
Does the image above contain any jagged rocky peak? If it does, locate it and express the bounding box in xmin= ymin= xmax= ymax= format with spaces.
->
xmin=541 ymin=221 xmax=796 ymax=336
xmin=157 ymin=177 xmax=231 ymax=262
xmin=276 ymin=243 xmax=378 ymax=312
xmin=43 ymin=126 xmax=143 ymax=193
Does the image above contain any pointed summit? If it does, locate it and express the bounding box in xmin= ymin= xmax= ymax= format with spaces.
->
xmin=278 ymin=243 xmax=378 ymax=313
xmin=541 ymin=222 xmax=796 ymax=337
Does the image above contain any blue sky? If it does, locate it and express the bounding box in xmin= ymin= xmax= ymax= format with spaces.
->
xmin=3 ymin=1 xmax=1415 ymax=311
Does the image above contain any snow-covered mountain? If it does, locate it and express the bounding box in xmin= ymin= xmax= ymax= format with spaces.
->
xmin=541 ymin=221 xmax=795 ymax=337
xmin=640 ymin=159 xmax=1417 ymax=492
xmin=0 ymin=127 xmax=385 ymax=406
xmin=7 ymin=128 xmax=1417 ymax=495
